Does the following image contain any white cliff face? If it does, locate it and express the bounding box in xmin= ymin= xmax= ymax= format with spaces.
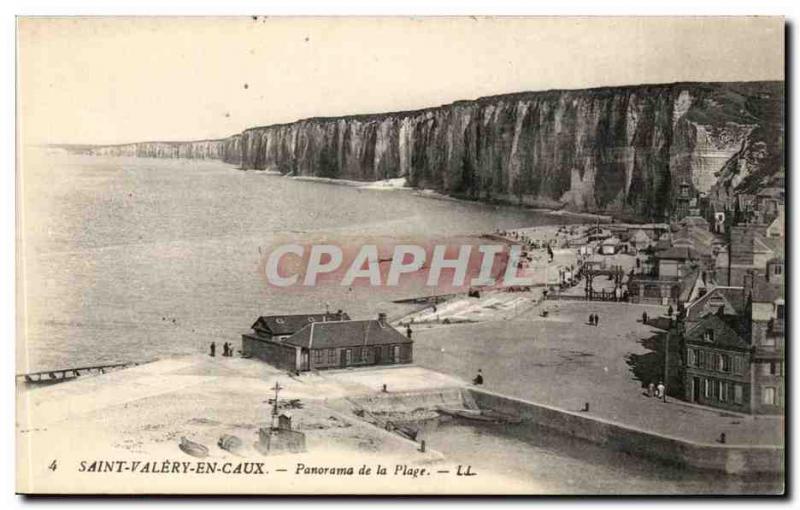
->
xmin=74 ymin=81 xmax=783 ymax=219
xmin=687 ymin=123 xmax=754 ymax=192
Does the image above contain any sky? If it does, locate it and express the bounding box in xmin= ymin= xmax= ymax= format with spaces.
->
xmin=18 ymin=16 xmax=784 ymax=145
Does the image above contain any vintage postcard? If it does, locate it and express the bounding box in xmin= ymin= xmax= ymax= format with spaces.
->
xmin=16 ymin=16 xmax=785 ymax=495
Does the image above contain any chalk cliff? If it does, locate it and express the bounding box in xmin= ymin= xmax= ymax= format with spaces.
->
xmin=71 ymin=81 xmax=784 ymax=219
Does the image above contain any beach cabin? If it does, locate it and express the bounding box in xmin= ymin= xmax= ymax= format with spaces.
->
xmin=242 ymin=312 xmax=412 ymax=372
xmin=629 ymin=229 xmax=652 ymax=253
xmin=600 ymin=237 xmax=621 ymax=255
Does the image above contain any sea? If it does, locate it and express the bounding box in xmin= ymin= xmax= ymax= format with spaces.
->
xmin=17 ymin=149 xmax=782 ymax=494
xmin=19 ymin=149 xmax=583 ymax=371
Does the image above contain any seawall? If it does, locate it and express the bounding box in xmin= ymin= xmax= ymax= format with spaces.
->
xmin=468 ymin=388 xmax=783 ymax=475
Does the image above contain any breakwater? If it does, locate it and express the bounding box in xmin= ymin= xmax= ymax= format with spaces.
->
xmin=468 ymin=388 xmax=783 ymax=475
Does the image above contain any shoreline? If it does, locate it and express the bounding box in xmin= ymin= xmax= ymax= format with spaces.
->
xmin=238 ymin=166 xmax=614 ymax=223
xmin=17 ymin=356 xmax=783 ymax=477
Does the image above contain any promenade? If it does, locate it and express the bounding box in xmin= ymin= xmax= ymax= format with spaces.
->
xmin=413 ymin=299 xmax=783 ymax=447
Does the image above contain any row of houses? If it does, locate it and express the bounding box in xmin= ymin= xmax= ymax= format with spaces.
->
xmin=641 ymin=182 xmax=786 ymax=415
xmin=241 ymin=311 xmax=413 ymax=372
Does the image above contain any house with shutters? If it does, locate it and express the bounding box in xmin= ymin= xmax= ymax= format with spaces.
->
xmin=680 ymin=264 xmax=784 ymax=415
xmin=683 ymin=311 xmax=752 ymax=413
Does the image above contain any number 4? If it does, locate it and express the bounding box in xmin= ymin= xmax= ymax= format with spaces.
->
xmin=48 ymin=460 xmax=57 ymax=471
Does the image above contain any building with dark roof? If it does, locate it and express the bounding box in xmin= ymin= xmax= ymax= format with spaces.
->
xmin=684 ymin=286 xmax=747 ymax=326
xmin=249 ymin=311 xmax=350 ymax=340
xmin=746 ymin=269 xmax=785 ymax=415
xmin=683 ymin=312 xmax=753 ymax=413
xmin=724 ymin=224 xmax=784 ymax=287
xmin=679 ymin=264 xmax=784 ymax=415
xmin=242 ymin=312 xmax=412 ymax=371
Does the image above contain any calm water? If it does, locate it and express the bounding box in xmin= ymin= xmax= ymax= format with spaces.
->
xmin=418 ymin=419 xmax=783 ymax=495
xmin=19 ymin=150 xmax=781 ymax=494
xmin=20 ymin=150 xmax=582 ymax=371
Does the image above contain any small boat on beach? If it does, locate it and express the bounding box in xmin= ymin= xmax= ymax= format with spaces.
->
xmin=436 ymin=406 xmax=522 ymax=425
xmin=179 ymin=436 xmax=209 ymax=458
xmin=217 ymin=434 xmax=244 ymax=456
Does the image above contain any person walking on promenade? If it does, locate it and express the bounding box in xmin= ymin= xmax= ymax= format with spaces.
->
xmin=648 ymin=382 xmax=655 ymax=398
xmin=210 ymin=342 xmax=216 ymax=357
xmin=406 ymin=325 xmax=413 ymax=339
xmin=472 ymin=369 xmax=484 ymax=386
xmin=642 ymin=311 xmax=648 ymax=324
xmin=656 ymin=381 xmax=666 ymax=400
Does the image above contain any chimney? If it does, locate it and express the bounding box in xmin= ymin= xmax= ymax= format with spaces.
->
xmin=378 ymin=312 xmax=387 ymax=327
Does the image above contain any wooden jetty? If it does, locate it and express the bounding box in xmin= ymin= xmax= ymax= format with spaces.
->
xmin=16 ymin=361 xmax=143 ymax=385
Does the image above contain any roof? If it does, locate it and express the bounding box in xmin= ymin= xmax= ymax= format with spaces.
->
xmin=680 ymin=216 xmax=710 ymax=229
xmin=766 ymin=209 xmax=785 ymax=236
xmin=283 ymin=320 xmax=412 ymax=350
xmin=757 ymin=187 xmax=785 ymax=200
xmin=655 ymin=246 xmax=700 ymax=261
xmin=629 ymin=229 xmax=652 ymax=243
xmin=760 ymin=236 xmax=785 ymax=259
xmin=672 ymin=224 xmax=720 ymax=251
xmin=750 ymin=278 xmax=785 ymax=304
xmin=685 ymin=314 xmax=750 ymax=351
xmin=678 ymin=270 xmax=701 ymax=303
xmin=251 ymin=312 xmax=351 ymax=336
xmin=686 ymin=287 xmax=746 ymax=322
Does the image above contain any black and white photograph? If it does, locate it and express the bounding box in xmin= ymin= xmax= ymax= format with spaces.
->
xmin=13 ymin=14 xmax=786 ymax=496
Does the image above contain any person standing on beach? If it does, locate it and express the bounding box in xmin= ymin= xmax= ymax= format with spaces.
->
xmin=472 ymin=369 xmax=484 ymax=386
xmin=210 ymin=342 xmax=216 ymax=357
xmin=588 ymin=314 xmax=594 ymax=325
xmin=642 ymin=311 xmax=648 ymax=324
xmin=595 ymin=314 xmax=600 ymax=327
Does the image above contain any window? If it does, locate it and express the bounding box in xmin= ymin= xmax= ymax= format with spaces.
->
xmin=763 ymin=335 xmax=776 ymax=347
xmin=721 ymin=354 xmax=731 ymax=373
xmin=327 ymin=349 xmax=336 ymax=364
xmin=776 ymin=304 xmax=785 ymax=320
xmin=703 ymin=330 xmax=714 ymax=343
xmin=312 ymin=350 xmax=324 ymax=364
xmin=687 ymin=348 xmax=696 ymax=367
xmin=733 ymin=356 xmax=745 ymax=375
xmin=762 ymin=387 xmax=776 ymax=405
xmin=360 ymin=347 xmax=369 ymax=363
xmin=773 ymin=265 xmax=783 ymax=276
xmin=719 ymin=381 xmax=728 ymax=402
xmin=760 ymin=363 xmax=772 ymax=376
xmin=734 ymin=384 xmax=744 ymax=404
xmin=703 ymin=378 xmax=711 ymax=398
